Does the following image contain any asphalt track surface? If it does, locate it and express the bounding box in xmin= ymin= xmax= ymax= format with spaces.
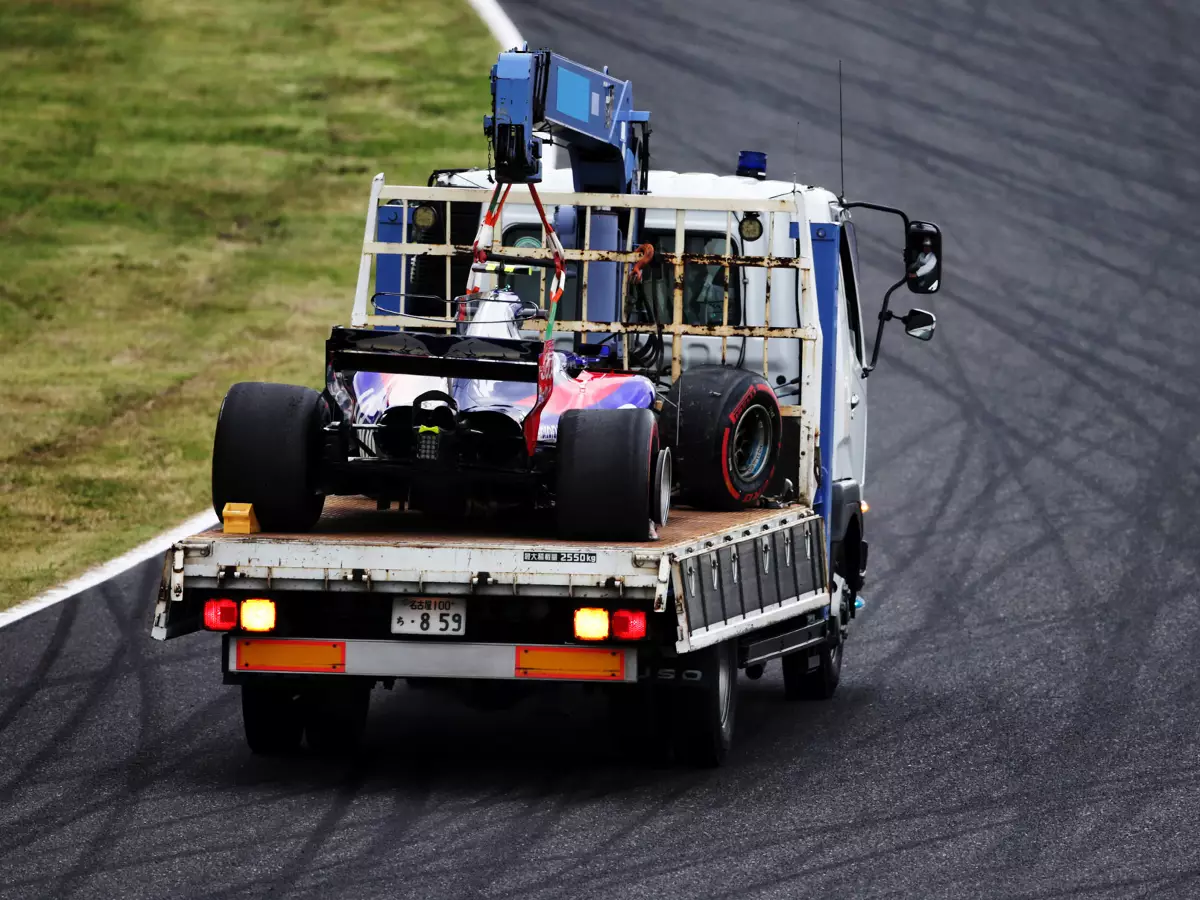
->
xmin=3 ymin=2 xmax=1200 ymax=898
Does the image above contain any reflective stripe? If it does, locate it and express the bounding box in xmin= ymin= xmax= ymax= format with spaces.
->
xmin=227 ymin=639 xmax=638 ymax=683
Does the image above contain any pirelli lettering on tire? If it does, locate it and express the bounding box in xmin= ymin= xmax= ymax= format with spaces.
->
xmin=522 ymin=551 xmax=598 ymax=564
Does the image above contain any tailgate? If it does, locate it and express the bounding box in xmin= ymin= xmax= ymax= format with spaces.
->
xmin=151 ymin=530 xmax=669 ymax=641
xmin=671 ymin=509 xmax=830 ymax=653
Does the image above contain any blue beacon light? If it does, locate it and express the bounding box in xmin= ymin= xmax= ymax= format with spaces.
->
xmin=736 ymin=150 xmax=768 ymax=180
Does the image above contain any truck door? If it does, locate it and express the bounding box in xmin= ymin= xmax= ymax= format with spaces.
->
xmin=839 ymin=226 xmax=867 ymax=487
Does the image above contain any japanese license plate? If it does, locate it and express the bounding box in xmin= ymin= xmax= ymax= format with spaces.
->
xmin=391 ymin=597 xmax=466 ymax=636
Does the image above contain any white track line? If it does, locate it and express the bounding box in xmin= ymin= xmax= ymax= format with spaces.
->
xmin=2 ymin=0 xmax=526 ymax=631
xmin=0 ymin=511 xmax=219 ymax=629
xmin=465 ymin=0 xmax=524 ymax=51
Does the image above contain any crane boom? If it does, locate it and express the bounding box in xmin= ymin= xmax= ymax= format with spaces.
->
xmin=484 ymin=49 xmax=651 ymax=194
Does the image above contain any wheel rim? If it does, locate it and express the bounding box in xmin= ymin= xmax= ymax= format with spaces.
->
xmin=654 ymin=449 xmax=672 ymax=526
xmin=732 ymin=404 xmax=773 ymax=481
xmin=717 ymin=647 xmax=732 ymax=728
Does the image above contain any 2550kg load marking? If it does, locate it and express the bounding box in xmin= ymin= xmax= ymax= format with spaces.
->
xmin=523 ymin=551 xmax=598 ymax=563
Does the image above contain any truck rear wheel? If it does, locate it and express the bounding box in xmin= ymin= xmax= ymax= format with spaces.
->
xmin=782 ymin=629 xmax=843 ymax=701
xmin=671 ymin=640 xmax=738 ymax=767
xmin=556 ymin=408 xmax=660 ymax=541
xmin=303 ymin=681 xmax=372 ymax=756
xmin=212 ymin=382 xmax=325 ymax=533
xmin=662 ymin=366 xmax=781 ymax=510
xmin=241 ymin=681 xmax=304 ymax=756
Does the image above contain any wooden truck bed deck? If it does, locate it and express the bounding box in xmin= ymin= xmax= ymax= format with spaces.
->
xmin=200 ymin=496 xmax=795 ymax=551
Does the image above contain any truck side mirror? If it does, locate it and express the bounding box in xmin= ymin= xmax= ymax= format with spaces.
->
xmin=905 ymin=221 xmax=941 ymax=294
xmin=901 ymin=308 xmax=937 ymax=341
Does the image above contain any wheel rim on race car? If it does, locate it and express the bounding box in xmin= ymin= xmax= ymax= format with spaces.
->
xmin=732 ymin=404 xmax=774 ymax=482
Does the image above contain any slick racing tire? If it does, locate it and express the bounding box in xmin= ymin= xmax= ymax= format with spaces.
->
xmin=212 ymin=382 xmax=325 ymax=532
xmin=556 ymin=408 xmax=659 ymax=541
xmin=662 ymin=366 xmax=782 ymax=510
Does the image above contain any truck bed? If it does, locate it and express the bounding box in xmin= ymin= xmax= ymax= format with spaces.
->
xmin=202 ymin=496 xmax=788 ymax=549
xmin=160 ymin=497 xmax=830 ymax=653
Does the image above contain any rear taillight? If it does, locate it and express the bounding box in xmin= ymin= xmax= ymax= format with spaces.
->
xmin=203 ymin=598 xmax=238 ymax=631
xmin=611 ymin=609 xmax=647 ymax=640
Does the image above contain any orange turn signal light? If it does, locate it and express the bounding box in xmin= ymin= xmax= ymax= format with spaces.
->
xmin=240 ymin=597 xmax=276 ymax=633
xmin=573 ymin=607 xmax=609 ymax=641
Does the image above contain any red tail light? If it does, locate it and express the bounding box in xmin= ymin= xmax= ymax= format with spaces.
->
xmin=611 ymin=609 xmax=647 ymax=640
xmin=203 ymin=598 xmax=238 ymax=631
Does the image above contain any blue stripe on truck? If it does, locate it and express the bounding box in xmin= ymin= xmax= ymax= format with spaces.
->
xmin=809 ymin=222 xmax=841 ymax=575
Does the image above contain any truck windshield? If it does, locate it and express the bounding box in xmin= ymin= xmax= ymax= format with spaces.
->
xmin=499 ymin=225 xmax=580 ymax=318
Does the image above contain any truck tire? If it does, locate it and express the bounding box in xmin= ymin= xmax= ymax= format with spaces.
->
xmin=782 ymin=629 xmax=843 ymax=701
xmin=303 ymin=681 xmax=372 ymax=756
xmin=241 ymin=681 xmax=304 ymax=756
xmin=556 ymin=408 xmax=659 ymax=541
xmin=661 ymin=366 xmax=781 ymax=510
xmin=671 ymin=640 xmax=738 ymax=767
xmin=212 ymin=382 xmax=325 ymax=533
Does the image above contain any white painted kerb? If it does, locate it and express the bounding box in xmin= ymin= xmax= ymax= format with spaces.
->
xmin=0 ymin=511 xmax=218 ymax=630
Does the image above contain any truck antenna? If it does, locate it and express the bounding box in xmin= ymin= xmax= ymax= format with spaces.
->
xmin=792 ymin=118 xmax=800 ymax=192
xmin=838 ymin=59 xmax=846 ymax=201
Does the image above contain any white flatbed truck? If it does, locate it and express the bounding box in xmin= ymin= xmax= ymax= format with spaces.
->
xmin=150 ymin=51 xmax=944 ymax=767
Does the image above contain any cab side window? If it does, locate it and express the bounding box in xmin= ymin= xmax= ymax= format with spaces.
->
xmin=839 ymin=227 xmax=864 ymax=362
xmin=634 ymin=231 xmax=742 ymax=327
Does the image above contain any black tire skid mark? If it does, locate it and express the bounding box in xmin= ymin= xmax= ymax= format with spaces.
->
xmin=915 ymin=336 xmax=1192 ymax=878
xmin=993 ymin=0 xmax=1200 ymax=871
xmin=487 ymin=776 xmax=707 ymax=900
xmin=0 ymin=565 xmax=237 ymax=886
xmin=250 ymin=764 xmax=370 ymax=899
xmin=843 ymin=323 xmax=1114 ymax=880
xmin=0 ymin=598 xmax=80 ymax=738
xmin=45 ymin=564 xmax=167 ymax=899
xmin=513 ymin=760 xmax=1200 ymax=900
xmin=822 ymin=3 xmax=1194 ymax=206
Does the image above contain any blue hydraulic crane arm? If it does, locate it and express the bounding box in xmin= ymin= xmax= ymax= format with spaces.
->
xmin=484 ymin=49 xmax=651 ymax=194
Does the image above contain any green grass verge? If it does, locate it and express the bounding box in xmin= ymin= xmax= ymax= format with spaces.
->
xmin=0 ymin=0 xmax=494 ymax=607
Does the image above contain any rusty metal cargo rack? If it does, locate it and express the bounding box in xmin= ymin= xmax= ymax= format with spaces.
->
xmin=348 ymin=173 xmax=826 ymax=507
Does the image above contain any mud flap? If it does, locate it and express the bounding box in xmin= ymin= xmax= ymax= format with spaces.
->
xmin=150 ymin=547 xmax=204 ymax=641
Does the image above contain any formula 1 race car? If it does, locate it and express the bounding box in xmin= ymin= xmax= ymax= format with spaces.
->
xmin=210 ymin=288 xmax=784 ymax=542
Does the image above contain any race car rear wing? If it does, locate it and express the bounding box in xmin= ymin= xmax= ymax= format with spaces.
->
xmin=326 ymin=327 xmax=542 ymax=383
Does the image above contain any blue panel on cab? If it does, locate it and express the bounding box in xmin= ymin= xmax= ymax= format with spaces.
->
xmin=809 ymin=222 xmax=841 ymax=566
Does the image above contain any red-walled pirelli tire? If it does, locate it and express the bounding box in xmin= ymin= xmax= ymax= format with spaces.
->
xmin=211 ymin=382 xmax=325 ymax=533
xmin=662 ymin=366 xmax=782 ymax=510
xmin=556 ymin=408 xmax=657 ymax=541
